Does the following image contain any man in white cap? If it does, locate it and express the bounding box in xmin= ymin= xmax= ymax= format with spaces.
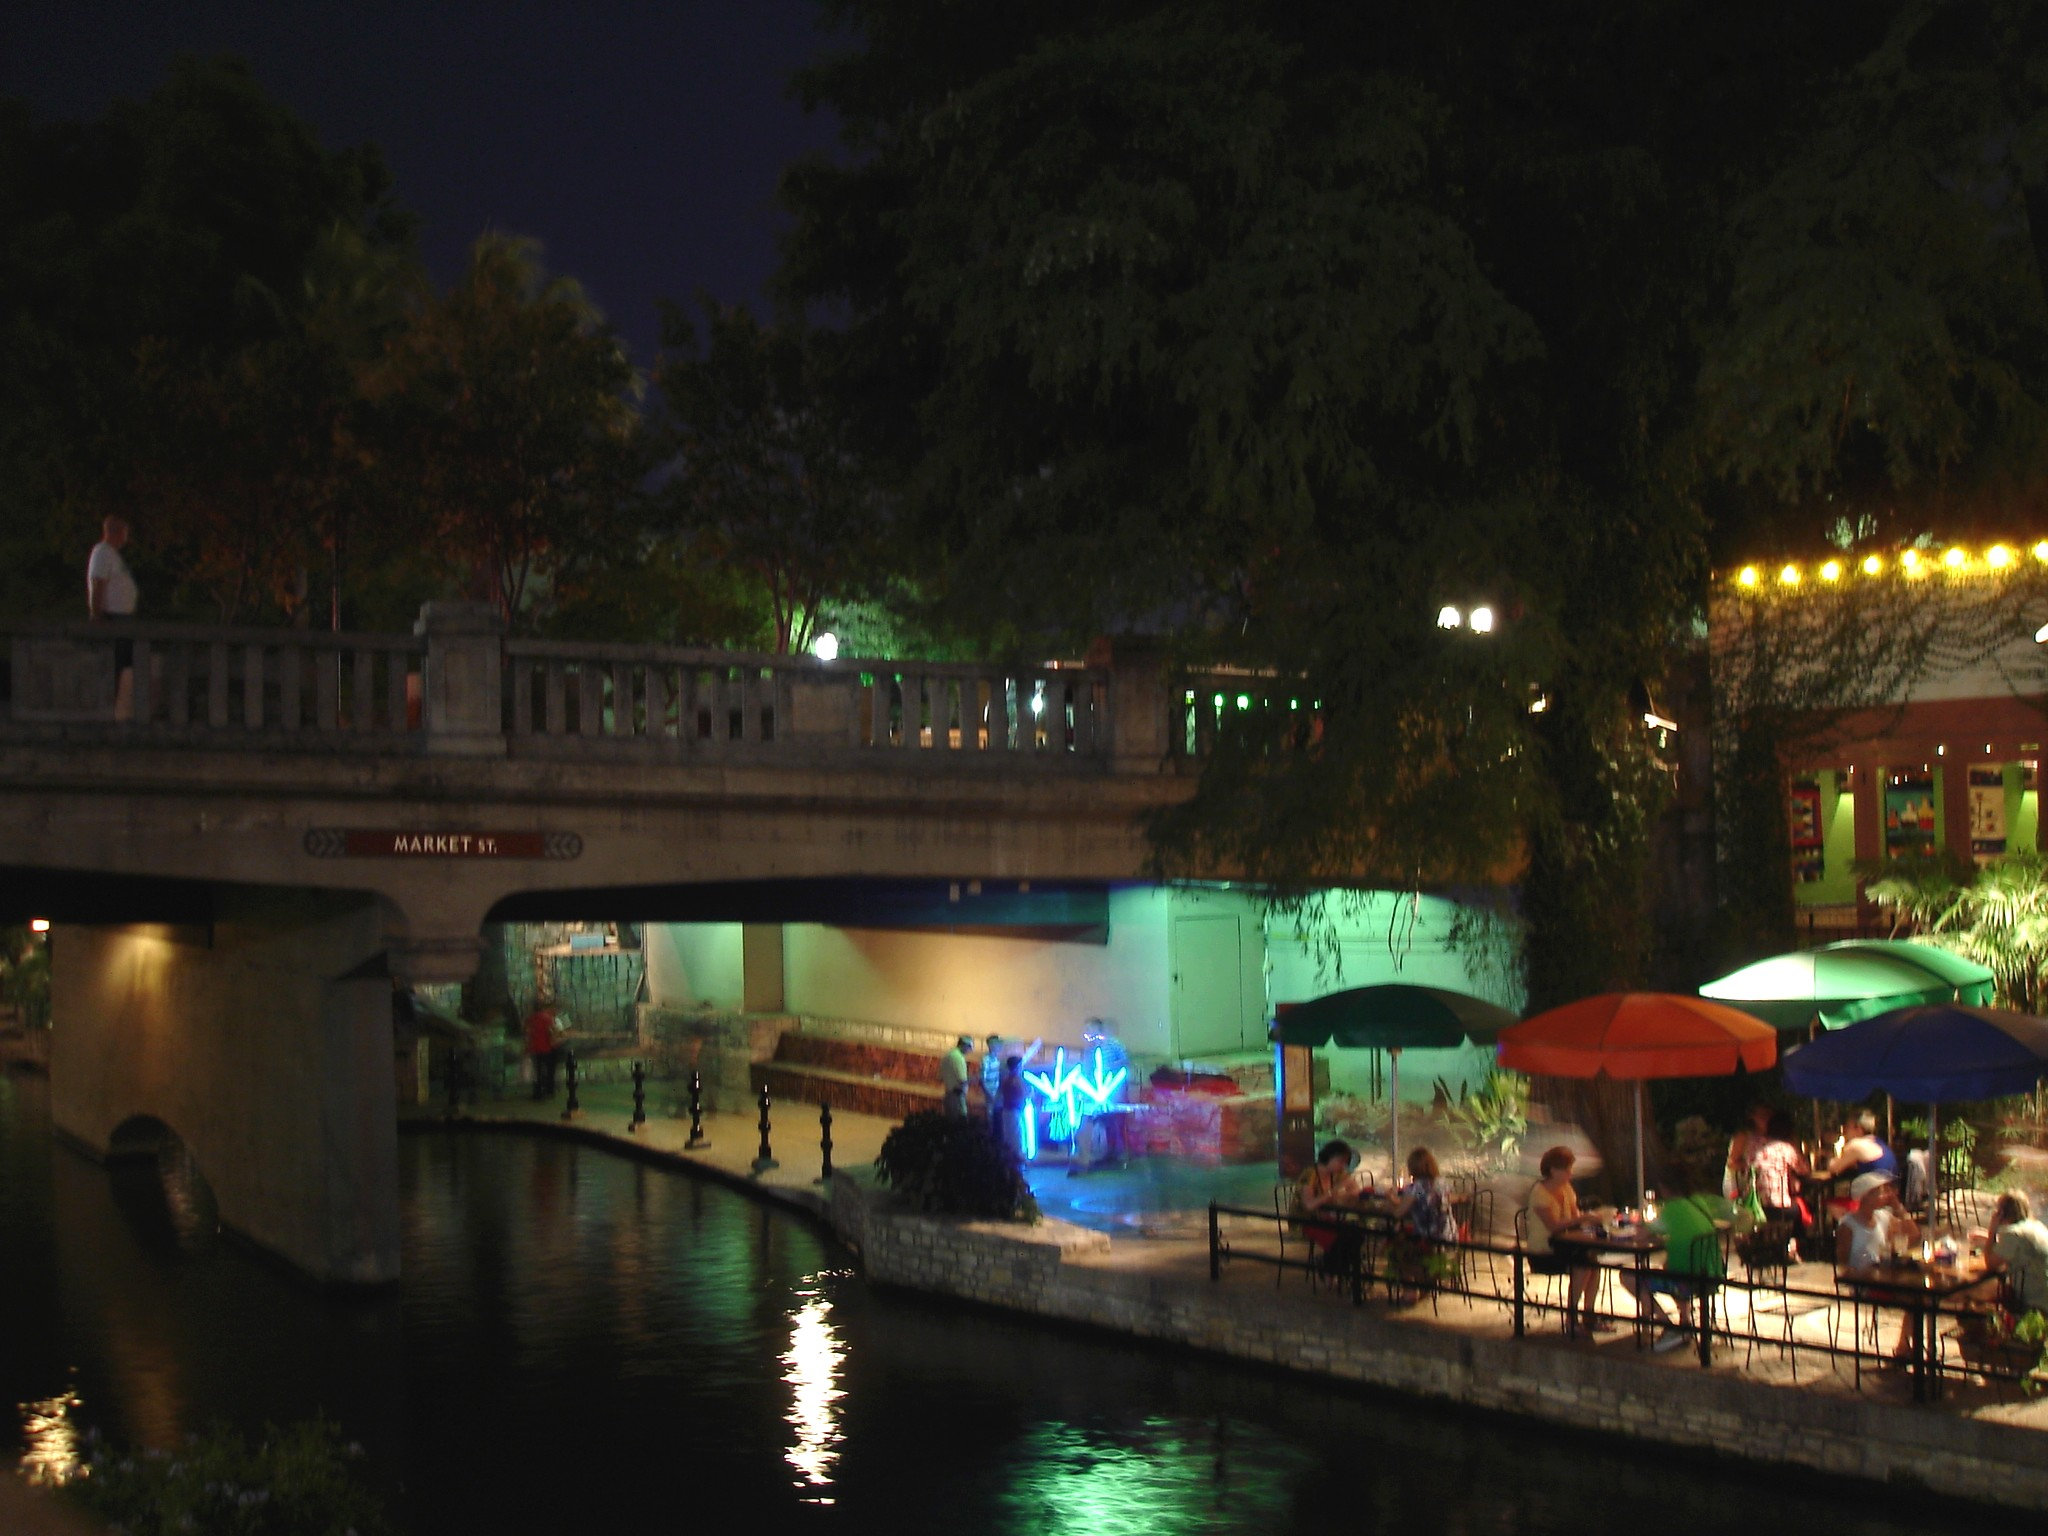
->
xmin=1836 ymin=1172 xmax=1919 ymax=1360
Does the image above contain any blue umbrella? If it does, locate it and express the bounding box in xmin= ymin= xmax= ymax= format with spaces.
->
xmin=1781 ymin=1003 xmax=2048 ymax=1212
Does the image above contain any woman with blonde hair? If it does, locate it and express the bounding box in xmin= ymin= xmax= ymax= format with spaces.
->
xmin=1523 ymin=1145 xmax=1608 ymax=1336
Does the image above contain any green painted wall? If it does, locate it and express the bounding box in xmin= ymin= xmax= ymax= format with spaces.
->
xmin=1794 ymin=771 xmax=1858 ymax=907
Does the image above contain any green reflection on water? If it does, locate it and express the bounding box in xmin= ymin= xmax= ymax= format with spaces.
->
xmin=998 ymin=1417 xmax=1308 ymax=1536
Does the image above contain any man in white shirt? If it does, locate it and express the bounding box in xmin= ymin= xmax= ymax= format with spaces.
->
xmin=1837 ymin=1172 xmax=1918 ymax=1359
xmin=86 ymin=516 xmax=139 ymax=721
xmin=87 ymin=516 xmax=138 ymax=619
xmin=1837 ymin=1172 xmax=1915 ymax=1269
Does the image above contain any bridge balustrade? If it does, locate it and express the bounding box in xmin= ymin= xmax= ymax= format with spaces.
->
xmin=1 ymin=615 xmax=1131 ymax=768
xmin=3 ymin=620 xmax=423 ymax=740
xmin=500 ymin=640 xmax=1109 ymax=761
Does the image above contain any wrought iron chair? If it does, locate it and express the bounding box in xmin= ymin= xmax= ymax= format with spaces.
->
xmin=1736 ymin=1219 xmax=1829 ymax=1380
xmin=1513 ymin=1206 xmax=1572 ymax=1333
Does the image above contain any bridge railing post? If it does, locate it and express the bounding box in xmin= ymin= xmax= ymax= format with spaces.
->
xmin=1105 ymin=637 xmax=1169 ymax=770
xmin=415 ymin=602 xmax=507 ymax=757
xmin=818 ymin=1102 xmax=834 ymax=1183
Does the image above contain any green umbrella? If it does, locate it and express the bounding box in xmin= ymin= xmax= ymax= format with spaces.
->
xmin=1274 ymin=985 xmax=1515 ymax=1175
xmin=1698 ymin=941 xmax=1994 ymax=1032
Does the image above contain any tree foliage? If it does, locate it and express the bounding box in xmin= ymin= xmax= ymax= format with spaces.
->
xmin=653 ymin=300 xmax=883 ymax=653
xmin=781 ymin=0 xmax=2048 ymax=998
xmin=372 ymin=235 xmax=648 ymax=630
xmin=1863 ymin=849 xmax=2048 ymax=1013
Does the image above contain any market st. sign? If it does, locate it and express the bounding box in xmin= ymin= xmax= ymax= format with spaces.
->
xmin=303 ymin=829 xmax=582 ymax=860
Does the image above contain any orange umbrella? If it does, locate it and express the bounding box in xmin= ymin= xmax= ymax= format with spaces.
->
xmin=1498 ymin=993 xmax=1778 ymax=1201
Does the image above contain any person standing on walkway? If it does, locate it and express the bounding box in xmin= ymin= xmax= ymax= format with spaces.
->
xmin=86 ymin=515 xmax=139 ymax=720
xmin=940 ymin=1035 xmax=973 ymax=1119
xmin=525 ymin=1000 xmax=568 ymax=1099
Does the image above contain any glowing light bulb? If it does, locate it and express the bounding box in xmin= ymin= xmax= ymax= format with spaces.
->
xmin=1862 ymin=554 xmax=1884 ymax=576
xmin=1945 ymin=546 xmax=1968 ymax=569
xmin=1468 ymin=605 xmax=1495 ymax=633
xmin=1989 ymin=545 xmax=2013 ymax=569
xmin=1736 ymin=566 xmax=1759 ymax=587
xmin=2035 ymin=541 xmax=2048 ymax=563
xmin=29 ymin=918 xmax=50 ymax=934
xmin=1437 ymin=605 xmax=1462 ymax=629
xmin=1779 ymin=564 xmax=1800 ymax=586
xmin=810 ymin=631 xmax=839 ymax=662
xmin=1820 ymin=560 xmax=1841 ymax=582
xmin=1902 ymin=550 xmax=1923 ymax=574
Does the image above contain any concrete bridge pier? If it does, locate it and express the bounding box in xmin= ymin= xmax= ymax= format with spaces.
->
xmin=49 ymin=889 xmax=401 ymax=1286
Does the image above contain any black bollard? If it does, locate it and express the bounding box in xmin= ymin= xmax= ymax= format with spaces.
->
xmin=629 ymin=1060 xmax=647 ymax=1134
xmin=818 ymin=1101 xmax=834 ymax=1183
xmin=444 ymin=1048 xmax=467 ymax=1120
xmin=686 ymin=1070 xmax=708 ymax=1148
xmin=560 ymin=1048 xmax=580 ymax=1121
xmin=751 ymin=1082 xmax=779 ymax=1173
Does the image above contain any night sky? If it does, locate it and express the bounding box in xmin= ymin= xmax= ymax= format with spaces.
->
xmin=2 ymin=0 xmax=842 ymax=365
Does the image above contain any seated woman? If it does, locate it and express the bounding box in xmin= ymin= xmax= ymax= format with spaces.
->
xmin=1725 ymin=1103 xmax=1771 ymax=1199
xmin=1386 ymin=1145 xmax=1459 ymax=1293
xmin=1982 ymin=1191 xmax=2048 ymax=1314
xmin=1293 ymin=1139 xmax=1367 ymax=1276
xmin=1747 ymin=1109 xmax=1812 ymax=1256
xmin=1619 ymin=1162 xmax=1730 ymax=1352
xmin=1522 ymin=1145 xmax=1608 ymax=1336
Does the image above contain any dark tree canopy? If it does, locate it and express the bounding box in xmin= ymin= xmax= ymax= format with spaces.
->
xmin=780 ymin=0 xmax=2048 ymax=995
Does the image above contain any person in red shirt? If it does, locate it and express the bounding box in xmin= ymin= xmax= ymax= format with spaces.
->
xmin=525 ymin=1002 xmax=566 ymax=1098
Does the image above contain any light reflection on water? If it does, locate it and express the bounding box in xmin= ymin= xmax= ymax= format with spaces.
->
xmin=15 ymin=1387 xmax=82 ymax=1487
xmin=997 ymin=1417 xmax=1307 ymax=1536
xmin=781 ymin=1272 xmax=849 ymax=1501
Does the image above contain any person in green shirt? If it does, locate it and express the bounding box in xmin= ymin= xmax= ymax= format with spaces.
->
xmin=1619 ymin=1164 xmax=1731 ymax=1353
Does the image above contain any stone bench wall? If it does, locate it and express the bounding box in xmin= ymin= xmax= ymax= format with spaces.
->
xmin=828 ymin=1175 xmax=2048 ymax=1512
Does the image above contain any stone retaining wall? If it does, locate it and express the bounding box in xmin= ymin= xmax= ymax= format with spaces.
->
xmin=829 ymin=1175 xmax=2048 ymax=1511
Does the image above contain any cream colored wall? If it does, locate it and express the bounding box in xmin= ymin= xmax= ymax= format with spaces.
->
xmin=643 ymin=922 xmax=745 ymax=1010
xmin=1265 ymin=891 xmax=1522 ymax=1103
xmin=780 ymin=886 xmax=1173 ymax=1056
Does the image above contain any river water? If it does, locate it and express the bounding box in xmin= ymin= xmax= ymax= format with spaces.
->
xmin=0 ymin=1071 xmax=1982 ymax=1534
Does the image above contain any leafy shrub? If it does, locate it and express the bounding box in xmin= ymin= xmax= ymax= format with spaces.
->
xmin=875 ymin=1111 xmax=1038 ymax=1220
xmin=1441 ymin=1070 xmax=1527 ymax=1167
xmin=67 ymin=1419 xmax=390 ymax=1536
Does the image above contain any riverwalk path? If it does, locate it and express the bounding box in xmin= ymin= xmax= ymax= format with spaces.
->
xmin=409 ymin=1090 xmax=2048 ymax=1510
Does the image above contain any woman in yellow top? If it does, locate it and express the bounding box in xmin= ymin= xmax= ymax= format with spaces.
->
xmin=1523 ymin=1145 xmax=1609 ymax=1336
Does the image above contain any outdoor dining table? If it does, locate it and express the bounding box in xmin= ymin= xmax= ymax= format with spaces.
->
xmin=1834 ymin=1255 xmax=1996 ymax=1403
xmin=1318 ymin=1189 xmax=1473 ymax=1304
xmin=1548 ymin=1218 xmax=1667 ymax=1349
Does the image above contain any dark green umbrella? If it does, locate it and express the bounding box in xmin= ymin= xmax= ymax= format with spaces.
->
xmin=1274 ymin=984 xmax=1516 ymax=1173
xmin=1698 ymin=941 xmax=1994 ymax=1032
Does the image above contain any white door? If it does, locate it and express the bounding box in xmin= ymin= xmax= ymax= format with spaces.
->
xmin=1172 ymin=915 xmax=1245 ymax=1058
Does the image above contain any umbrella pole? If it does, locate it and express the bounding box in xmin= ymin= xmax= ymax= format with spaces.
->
xmin=1635 ymin=1080 xmax=1646 ymax=1207
xmin=1390 ymin=1049 xmax=1401 ymax=1186
xmin=1928 ymin=1100 xmax=1939 ymax=1228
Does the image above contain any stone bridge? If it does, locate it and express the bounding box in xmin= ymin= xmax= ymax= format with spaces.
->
xmin=0 ymin=605 xmax=1248 ymax=1284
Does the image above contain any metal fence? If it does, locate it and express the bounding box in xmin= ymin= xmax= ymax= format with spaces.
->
xmin=1206 ymin=1200 xmax=2036 ymax=1404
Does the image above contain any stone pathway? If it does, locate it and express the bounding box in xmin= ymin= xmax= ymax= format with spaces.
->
xmin=405 ymin=1079 xmax=892 ymax=1220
